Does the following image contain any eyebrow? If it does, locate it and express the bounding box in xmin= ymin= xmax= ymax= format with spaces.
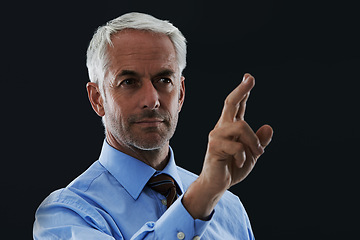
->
xmin=154 ymin=69 xmax=176 ymax=78
xmin=117 ymin=70 xmax=139 ymax=78
xmin=116 ymin=69 xmax=176 ymax=79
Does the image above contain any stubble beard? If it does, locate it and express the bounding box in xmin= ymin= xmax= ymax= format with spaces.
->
xmin=106 ymin=109 xmax=179 ymax=151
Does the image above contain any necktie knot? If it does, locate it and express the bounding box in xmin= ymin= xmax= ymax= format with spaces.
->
xmin=148 ymin=174 xmax=178 ymax=208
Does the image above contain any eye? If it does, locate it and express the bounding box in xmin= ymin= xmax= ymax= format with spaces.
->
xmin=120 ymin=78 xmax=137 ymax=86
xmin=158 ymin=78 xmax=172 ymax=84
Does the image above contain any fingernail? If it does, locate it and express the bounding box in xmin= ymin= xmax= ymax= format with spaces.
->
xmin=239 ymin=162 xmax=244 ymax=168
xmin=242 ymin=75 xmax=249 ymax=83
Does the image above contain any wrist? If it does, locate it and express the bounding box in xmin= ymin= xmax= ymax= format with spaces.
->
xmin=182 ymin=177 xmax=224 ymax=220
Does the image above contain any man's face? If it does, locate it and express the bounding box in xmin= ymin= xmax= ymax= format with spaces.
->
xmin=102 ymin=30 xmax=185 ymax=151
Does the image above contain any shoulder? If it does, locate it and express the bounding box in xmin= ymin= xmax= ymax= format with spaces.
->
xmin=36 ymin=160 xmax=105 ymax=209
xmin=67 ymin=160 xmax=108 ymax=191
xmin=34 ymin=161 xmax=115 ymax=235
xmin=36 ymin=160 xmax=111 ymax=215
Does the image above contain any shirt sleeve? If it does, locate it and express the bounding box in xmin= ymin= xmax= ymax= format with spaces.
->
xmin=34 ymin=190 xmax=212 ymax=240
xmin=131 ymin=194 xmax=213 ymax=240
xmin=33 ymin=190 xmax=119 ymax=240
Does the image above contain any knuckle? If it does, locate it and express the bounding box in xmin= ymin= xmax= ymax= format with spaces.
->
xmin=208 ymin=130 xmax=220 ymax=145
xmin=234 ymin=142 xmax=244 ymax=152
xmin=234 ymin=120 xmax=247 ymax=130
xmin=208 ymin=129 xmax=217 ymax=140
xmin=230 ymin=143 xmax=245 ymax=157
xmin=224 ymin=97 xmax=231 ymax=106
xmin=208 ymin=126 xmax=225 ymax=139
xmin=224 ymin=96 xmax=237 ymax=107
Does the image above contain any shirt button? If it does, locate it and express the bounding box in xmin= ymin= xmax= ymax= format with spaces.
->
xmin=146 ymin=222 xmax=155 ymax=228
xmin=193 ymin=236 xmax=201 ymax=240
xmin=177 ymin=232 xmax=185 ymax=239
xmin=161 ymin=199 xmax=167 ymax=206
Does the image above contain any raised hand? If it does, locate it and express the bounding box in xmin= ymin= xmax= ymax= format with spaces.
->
xmin=183 ymin=73 xmax=273 ymax=219
xmin=203 ymin=73 xmax=273 ymax=189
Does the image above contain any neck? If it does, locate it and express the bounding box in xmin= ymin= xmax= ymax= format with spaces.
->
xmin=105 ymin=131 xmax=170 ymax=171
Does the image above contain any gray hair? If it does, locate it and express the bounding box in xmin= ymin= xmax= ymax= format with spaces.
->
xmin=86 ymin=12 xmax=187 ymax=95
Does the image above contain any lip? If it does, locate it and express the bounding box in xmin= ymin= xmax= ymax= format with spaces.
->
xmin=134 ymin=118 xmax=164 ymax=127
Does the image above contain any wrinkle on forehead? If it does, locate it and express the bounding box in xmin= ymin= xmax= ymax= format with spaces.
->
xmin=108 ymin=29 xmax=179 ymax=82
xmin=109 ymin=30 xmax=176 ymax=62
xmin=106 ymin=30 xmax=178 ymax=79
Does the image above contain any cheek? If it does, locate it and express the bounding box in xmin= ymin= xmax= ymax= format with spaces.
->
xmin=104 ymin=94 xmax=126 ymax=120
xmin=164 ymin=92 xmax=181 ymax=115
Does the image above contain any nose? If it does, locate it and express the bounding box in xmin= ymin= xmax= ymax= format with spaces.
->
xmin=140 ymin=80 xmax=160 ymax=110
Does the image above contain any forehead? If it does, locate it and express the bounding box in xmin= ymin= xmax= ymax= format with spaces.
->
xmin=107 ymin=30 xmax=177 ymax=74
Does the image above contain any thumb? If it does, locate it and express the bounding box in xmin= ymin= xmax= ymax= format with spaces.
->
xmin=256 ymin=124 xmax=273 ymax=148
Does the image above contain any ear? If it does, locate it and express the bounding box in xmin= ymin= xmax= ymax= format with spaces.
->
xmin=86 ymin=82 xmax=105 ymax=117
xmin=178 ymin=76 xmax=185 ymax=112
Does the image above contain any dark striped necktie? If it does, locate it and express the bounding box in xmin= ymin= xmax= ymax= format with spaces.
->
xmin=147 ymin=174 xmax=178 ymax=209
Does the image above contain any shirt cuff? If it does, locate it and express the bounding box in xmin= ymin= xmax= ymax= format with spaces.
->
xmin=155 ymin=194 xmax=213 ymax=239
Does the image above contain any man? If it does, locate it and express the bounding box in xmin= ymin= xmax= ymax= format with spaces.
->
xmin=34 ymin=12 xmax=273 ymax=239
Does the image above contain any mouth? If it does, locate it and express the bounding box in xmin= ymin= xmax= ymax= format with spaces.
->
xmin=133 ymin=118 xmax=164 ymax=127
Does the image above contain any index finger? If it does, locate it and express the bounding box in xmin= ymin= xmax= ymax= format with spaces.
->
xmin=219 ymin=73 xmax=255 ymax=123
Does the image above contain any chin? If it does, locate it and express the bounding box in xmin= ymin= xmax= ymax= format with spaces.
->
xmin=132 ymin=141 xmax=167 ymax=151
xmin=129 ymin=134 xmax=169 ymax=151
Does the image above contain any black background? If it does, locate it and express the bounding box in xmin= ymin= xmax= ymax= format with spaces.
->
xmin=3 ymin=0 xmax=359 ymax=239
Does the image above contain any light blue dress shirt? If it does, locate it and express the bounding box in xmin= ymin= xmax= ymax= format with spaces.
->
xmin=34 ymin=140 xmax=254 ymax=239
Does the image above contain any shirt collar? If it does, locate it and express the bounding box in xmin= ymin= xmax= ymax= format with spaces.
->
xmin=98 ymin=140 xmax=184 ymax=200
